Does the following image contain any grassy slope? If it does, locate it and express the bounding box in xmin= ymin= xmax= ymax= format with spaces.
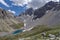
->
xmin=16 ymin=25 xmax=60 ymax=40
xmin=0 ymin=25 xmax=60 ymax=40
xmin=11 ymin=23 xmax=24 ymax=29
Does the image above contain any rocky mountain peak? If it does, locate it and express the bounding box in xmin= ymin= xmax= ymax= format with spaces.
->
xmin=0 ymin=8 xmax=14 ymax=19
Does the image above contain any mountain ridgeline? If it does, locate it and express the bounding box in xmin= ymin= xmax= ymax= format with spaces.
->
xmin=0 ymin=1 xmax=60 ymax=32
xmin=18 ymin=1 xmax=60 ymax=29
xmin=0 ymin=8 xmax=24 ymax=32
xmin=19 ymin=1 xmax=58 ymax=19
xmin=1 ymin=1 xmax=60 ymax=40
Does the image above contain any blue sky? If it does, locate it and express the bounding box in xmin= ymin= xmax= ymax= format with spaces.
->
xmin=0 ymin=0 xmax=59 ymax=16
xmin=0 ymin=0 xmax=27 ymax=16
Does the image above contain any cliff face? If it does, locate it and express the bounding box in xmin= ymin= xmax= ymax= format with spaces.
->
xmin=37 ymin=6 xmax=60 ymax=26
xmin=33 ymin=1 xmax=58 ymax=19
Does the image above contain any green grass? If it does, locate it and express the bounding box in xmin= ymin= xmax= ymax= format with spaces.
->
xmin=17 ymin=25 xmax=60 ymax=38
xmin=0 ymin=25 xmax=60 ymax=40
xmin=10 ymin=23 xmax=24 ymax=29
xmin=17 ymin=25 xmax=52 ymax=37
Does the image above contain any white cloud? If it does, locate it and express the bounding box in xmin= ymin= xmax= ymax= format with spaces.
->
xmin=10 ymin=0 xmax=32 ymax=6
xmin=27 ymin=0 xmax=59 ymax=9
xmin=0 ymin=0 xmax=9 ymax=7
xmin=27 ymin=0 xmax=46 ymax=9
xmin=8 ymin=10 xmax=16 ymax=14
xmin=10 ymin=0 xmax=59 ymax=9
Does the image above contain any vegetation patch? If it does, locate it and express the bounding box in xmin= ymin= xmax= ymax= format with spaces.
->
xmin=0 ymin=25 xmax=60 ymax=40
xmin=10 ymin=23 xmax=24 ymax=29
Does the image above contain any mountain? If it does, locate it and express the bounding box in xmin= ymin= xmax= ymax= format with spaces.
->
xmin=18 ymin=1 xmax=60 ymax=30
xmin=19 ymin=1 xmax=58 ymax=20
xmin=19 ymin=8 xmax=34 ymax=16
xmin=0 ymin=1 xmax=60 ymax=40
xmin=16 ymin=1 xmax=60 ymax=39
xmin=33 ymin=1 xmax=57 ymax=19
xmin=0 ymin=8 xmax=23 ymax=32
xmin=34 ymin=1 xmax=60 ymax=26
xmin=24 ymin=8 xmax=34 ymax=16
xmin=37 ymin=4 xmax=60 ymax=26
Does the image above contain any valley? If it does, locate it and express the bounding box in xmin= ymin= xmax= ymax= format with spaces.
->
xmin=0 ymin=0 xmax=60 ymax=40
